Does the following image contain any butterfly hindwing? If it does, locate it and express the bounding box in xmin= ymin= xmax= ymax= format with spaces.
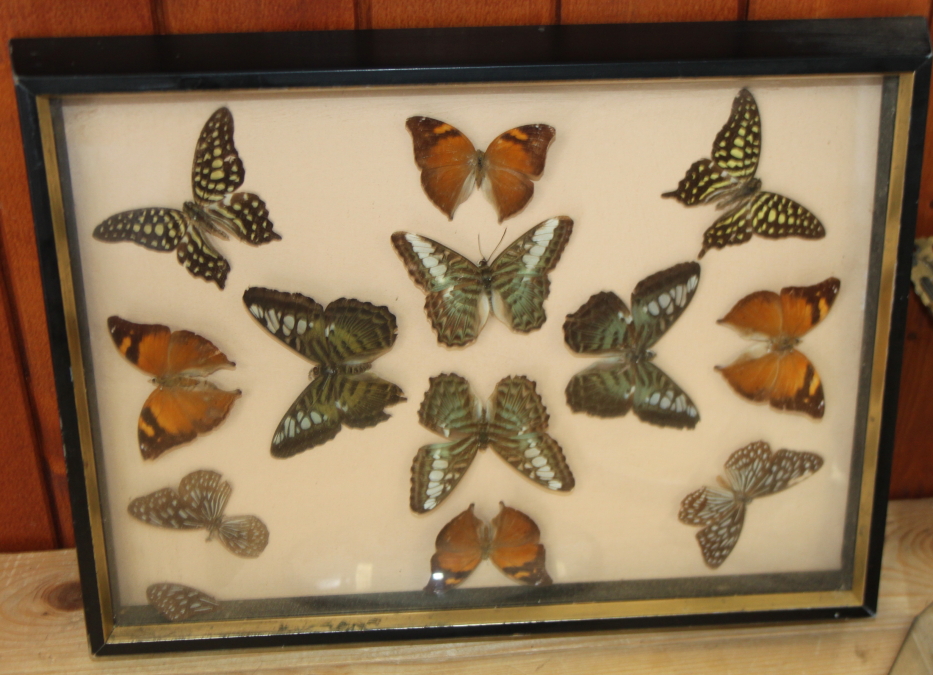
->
xmin=488 ymin=376 xmax=574 ymax=492
xmin=565 ymin=359 xmax=636 ymax=418
xmin=489 ymin=216 xmax=574 ymax=333
xmin=93 ymin=208 xmax=188 ymax=251
xmin=202 ymin=192 xmax=279 ymax=245
xmin=176 ymin=226 xmax=231 ymax=289
xmin=217 ymin=515 xmax=270 ymax=558
xmin=488 ymin=502 xmax=552 ymax=586
xmin=482 ymin=124 xmax=556 ymax=222
xmin=147 ymin=583 xmax=220 ymax=622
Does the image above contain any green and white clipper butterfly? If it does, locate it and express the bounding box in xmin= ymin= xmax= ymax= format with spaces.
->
xmin=93 ymin=107 xmax=280 ymax=289
xmin=663 ymin=89 xmax=825 ymax=258
xmin=410 ymin=373 xmax=574 ymax=513
xmin=243 ymin=287 xmax=405 ymax=457
xmin=563 ymin=261 xmax=701 ymax=429
xmin=391 ymin=216 xmax=573 ymax=347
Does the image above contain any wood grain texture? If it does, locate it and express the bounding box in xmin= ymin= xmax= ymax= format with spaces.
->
xmin=747 ymin=0 xmax=930 ymax=19
xmin=158 ymin=0 xmax=355 ymax=33
xmin=0 ymin=0 xmax=154 ymax=551
xmin=561 ymin=0 xmax=743 ymax=24
xmin=370 ymin=0 xmax=557 ymax=29
xmin=1 ymin=498 xmax=931 ymax=673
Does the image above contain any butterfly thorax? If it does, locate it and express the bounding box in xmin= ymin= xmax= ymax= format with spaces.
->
xmin=311 ymin=363 xmax=371 ymax=379
xmin=150 ymin=374 xmax=200 ymax=389
xmin=770 ymin=334 xmax=801 ymax=353
xmin=183 ymin=201 xmax=229 ymax=240
xmin=477 ymin=260 xmax=496 ymax=296
xmin=473 ymin=151 xmax=487 ymax=186
xmin=716 ymin=177 xmax=761 ymax=210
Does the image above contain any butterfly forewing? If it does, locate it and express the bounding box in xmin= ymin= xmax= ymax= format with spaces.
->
xmin=271 ymin=377 xmax=342 ymax=457
xmin=710 ymin=88 xmax=761 ymax=178
xmin=147 ymin=583 xmax=220 ymax=622
xmin=178 ymin=470 xmax=232 ymax=525
xmin=748 ymin=192 xmax=825 ymax=241
xmin=490 ymin=217 xmax=573 ymax=332
xmin=164 ymin=329 xmax=236 ymax=377
xmin=192 ymin=107 xmax=244 ymax=202
xmin=563 ymin=292 xmax=633 ymax=354
xmin=489 ymin=376 xmax=574 ymax=492
xmin=411 ymin=437 xmax=481 ymax=513
xmin=128 ymin=488 xmax=203 ymax=529
xmin=391 ymin=232 xmax=487 ymax=347
xmin=243 ymin=287 xmax=328 ymax=363
xmin=425 ymin=504 xmax=486 ymax=593
xmin=631 ymin=360 xmax=699 ymax=429
xmin=489 ymin=503 xmax=552 ymax=586
xmin=631 ymin=261 xmax=700 ymax=351
xmin=779 ymin=277 xmax=840 ymax=338
xmin=93 ymin=208 xmax=188 ymax=251
xmin=418 ymin=373 xmax=484 ymax=437
xmin=217 ymin=515 xmax=270 ymax=558
xmin=482 ymin=125 xmax=556 ymax=222
xmin=108 ymin=316 xmax=173 ymax=377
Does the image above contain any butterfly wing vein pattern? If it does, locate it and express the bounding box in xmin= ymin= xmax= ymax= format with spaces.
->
xmin=662 ymin=88 xmax=825 ymax=257
xmin=679 ymin=441 xmax=823 ymax=567
xmin=243 ymin=288 xmax=405 ymax=457
xmin=411 ymin=373 xmax=573 ymax=513
xmin=128 ymin=470 xmax=269 ymax=558
xmin=563 ymin=262 xmax=701 ymax=428
xmin=93 ymin=107 xmax=280 ymax=288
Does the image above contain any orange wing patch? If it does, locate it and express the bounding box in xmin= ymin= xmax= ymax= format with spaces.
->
xmin=406 ymin=117 xmax=555 ymax=222
xmin=108 ymin=316 xmax=241 ymax=459
xmin=716 ymin=278 xmax=839 ymax=418
xmin=425 ymin=502 xmax=552 ymax=594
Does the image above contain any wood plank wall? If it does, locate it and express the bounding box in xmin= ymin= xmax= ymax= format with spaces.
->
xmin=1 ymin=0 xmax=930 ymax=552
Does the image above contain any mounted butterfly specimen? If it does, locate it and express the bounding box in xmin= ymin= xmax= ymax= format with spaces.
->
xmin=406 ymin=117 xmax=556 ymax=222
xmin=411 ymin=373 xmax=574 ymax=513
xmin=679 ymin=441 xmax=824 ymax=568
xmin=243 ymin=288 xmax=405 ymax=457
xmin=93 ymin=107 xmax=280 ymax=289
xmin=147 ymin=583 xmax=220 ymax=622
xmin=716 ymin=277 xmax=840 ymax=419
xmin=663 ymin=89 xmax=825 ymax=258
xmin=392 ymin=216 xmax=573 ymax=347
xmin=128 ymin=470 xmax=269 ymax=558
xmin=425 ymin=502 xmax=552 ymax=594
xmin=563 ymin=262 xmax=701 ymax=428
xmin=108 ymin=316 xmax=241 ymax=460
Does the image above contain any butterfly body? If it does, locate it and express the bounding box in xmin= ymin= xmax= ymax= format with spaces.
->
xmin=243 ymin=288 xmax=405 ymax=457
xmin=717 ymin=277 xmax=839 ymax=418
xmin=563 ymin=262 xmax=701 ymax=428
xmin=406 ymin=117 xmax=556 ymax=222
xmin=392 ymin=216 xmax=573 ymax=347
xmin=410 ymin=373 xmax=573 ymax=513
xmin=425 ymin=503 xmax=552 ymax=594
xmin=663 ymin=89 xmax=825 ymax=258
xmin=128 ymin=470 xmax=269 ymax=558
xmin=679 ymin=441 xmax=823 ymax=568
xmin=93 ymin=108 xmax=279 ymax=289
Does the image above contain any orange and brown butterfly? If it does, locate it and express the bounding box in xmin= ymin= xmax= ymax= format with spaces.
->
xmin=715 ymin=277 xmax=840 ymax=418
xmin=663 ymin=88 xmax=825 ymax=258
xmin=425 ymin=502 xmax=552 ymax=594
xmin=406 ymin=117 xmax=556 ymax=223
xmin=147 ymin=583 xmax=220 ymax=622
xmin=108 ymin=315 xmax=241 ymax=459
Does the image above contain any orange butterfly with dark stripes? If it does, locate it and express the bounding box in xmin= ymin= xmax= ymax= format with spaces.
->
xmin=108 ymin=316 xmax=241 ymax=459
xmin=406 ymin=117 xmax=555 ymax=222
xmin=425 ymin=502 xmax=552 ymax=594
xmin=715 ymin=277 xmax=840 ymax=418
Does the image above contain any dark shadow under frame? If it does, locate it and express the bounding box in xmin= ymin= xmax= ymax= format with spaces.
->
xmin=11 ymin=17 xmax=931 ymax=655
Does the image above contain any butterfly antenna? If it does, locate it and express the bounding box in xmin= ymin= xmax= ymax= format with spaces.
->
xmin=486 ymin=228 xmax=509 ymax=262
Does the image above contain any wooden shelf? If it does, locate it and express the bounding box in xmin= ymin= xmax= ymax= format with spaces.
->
xmin=2 ymin=498 xmax=933 ymax=674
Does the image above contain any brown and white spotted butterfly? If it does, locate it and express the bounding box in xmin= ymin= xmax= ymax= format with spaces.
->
xmin=93 ymin=107 xmax=280 ymax=289
xmin=147 ymin=583 xmax=220 ymax=622
xmin=128 ymin=470 xmax=269 ymax=558
xmin=392 ymin=217 xmax=573 ymax=347
xmin=663 ymin=89 xmax=825 ymax=258
xmin=406 ymin=117 xmax=556 ymax=222
xmin=411 ymin=373 xmax=574 ymax=513
xmin=679 ymin=441 xmax=823 ymax=568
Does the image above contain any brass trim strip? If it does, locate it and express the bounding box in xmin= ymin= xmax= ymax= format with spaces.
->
xmin=36 ymin=96 xmax=115 ymax=641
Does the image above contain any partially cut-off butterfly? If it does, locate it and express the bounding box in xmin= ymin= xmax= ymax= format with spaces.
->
xmin=147 ymin=583 xmax=220 ymax=622
xmin=679 ymin=441 xmax=823 ymax=568
xmin=425 ymin=502 xmax=552 ymax=594
xmin=716 ymin=277 xmax=839 ymax=419
xmin=128 ymin=470 xmax=269 ymax=558
xmin=563 ymin=262 xmax=701 ymax=428
xmin=243 ymin=288 xmax=405 ymax=458
xmin=411 ymin=373 xmax=574 ymax=513
xmin=406 ymin=117 xmax=556 ymax=222
xmin=392 ymin=216 xmax=573 ymax=347
xmin=108 ymin=316 xmax=241 ymax=460
xmin=93 ymin=107 xmax=280 ymax=289
xmin=663 ymin=89 xmax=825 ymax=258
xmin=912 ymin=237 xmax=933 ymax=316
